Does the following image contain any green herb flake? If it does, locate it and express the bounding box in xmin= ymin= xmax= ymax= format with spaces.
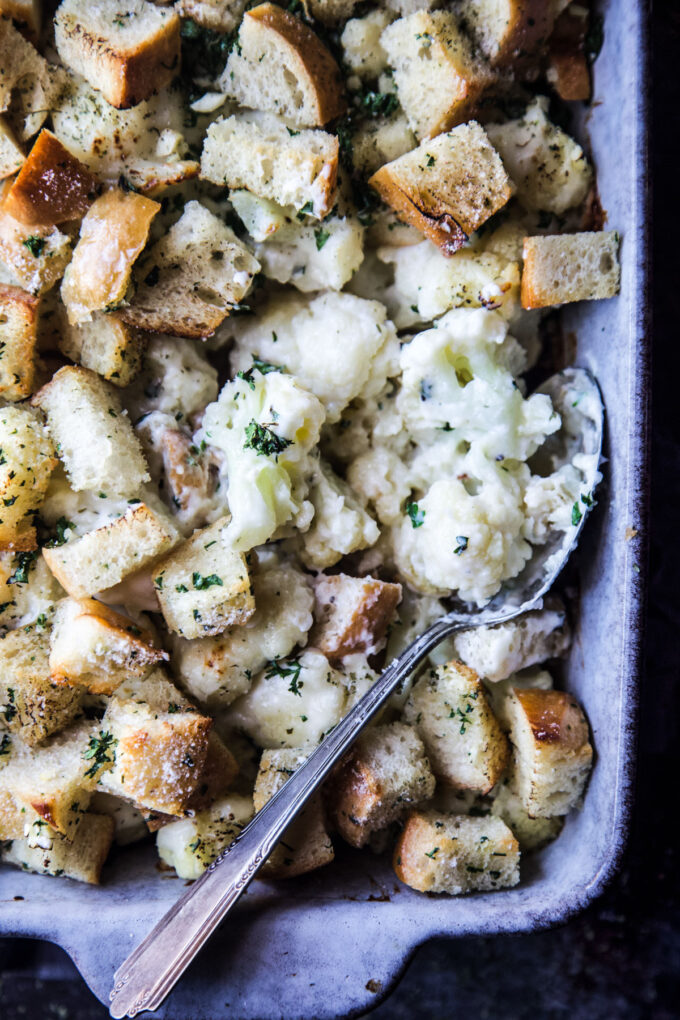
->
xmin=406 ymin=501 xmax=425 ymax=528
xmin=83 ymin=730 xmax=117 ymax=779
xmin=192 ymin=572 xmax=223 ymax=590
xmin=314 ymin=227 xmax=331 ymax=250
xmin=244 ymin=420 xmax=292 ymax=459
xmin=22 ymin=236 xmax=46 ymax=258
xmin=572 ymin=502 xmax=583 ymax=526
xmin=454 ymin=536 xmax=469 ymax=555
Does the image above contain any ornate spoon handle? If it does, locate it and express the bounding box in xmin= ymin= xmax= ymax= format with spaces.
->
xmin=109 ymin=613 xmax=466 ymax=1018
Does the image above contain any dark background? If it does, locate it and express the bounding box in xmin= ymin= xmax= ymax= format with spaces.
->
xmin=1 ymin=2 xmax=677 ymax=1017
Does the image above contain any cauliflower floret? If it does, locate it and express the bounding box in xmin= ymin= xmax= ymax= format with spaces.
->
xmin=227 ymin=292 xmax=399 ymax=423
xmin=121 ymin=336 xmax=218 ymax=424
xmin=225 ymin=649 xmax=348 ymax=749
xmin=195 ymin=368 xmax=325 ymax=551
xmin=254 ymin=215 xmax=365 ymax=293
xmin=299 ymin=460 xmax=379 ymax=569
xmin=523 ymin=463 xmax=585 ymax=544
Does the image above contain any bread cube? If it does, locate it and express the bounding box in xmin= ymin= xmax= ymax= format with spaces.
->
xmin=454 ymin=603 xmax=570 ymax=683
xmin=42 ymin=501 xmax=181 ymax=599
xmin=153 ymin=517 xmax=254 ymax=639
xmin=157 ymin=428 xmax=216 ymax=521
xmin=306 ymin=0 xmax=360 ymax=24
xmin=506 ymin=687 xmax=592 ymax=818
xmin=171 ymin=559 xmax=313 ymax=708
xmin=0 ymin=719 xmax=113 ymax=839
xmin=0 ymin=625 xmax=82 ymax=745
xmin=99 ymin=671 xmax=212 ymax=815
xmin=54 ymin=0 xmax=181 ymax=110
xmin=0 ymin=115 xmax=24 ymax=180
xmin=32 ymin=366 xmax=150 ymax=495
xmin=0 ymin=282 xmax=38 ymax=400
xmin=60 ymin=188 xmax=160 ymax=325
xmin=220 ymin=3 xmax=346 ymax=129
xmin=484 ymin=666 xmax=554 ymax=731
xmin=174 ymin=0 xmax=247 ymax=33
xmin=201 ymin=112 xmax=339 ymax=219
xmin=381 ymin=11 xmax=493 ymax=140
xmin=0 ymin=16 xmax=56 ymax=142
xmin=403 ymin=661 xmax=509 ymax=793
xmin=254 ymin=747 xmax=334 ymax=877
xmin=370 ymin=123 xmax=513 ymax=255
xmin=2 ymin=129 xmax=99 ymax=228
xmin=119 ymin=201 xmax=259 ymax=338
xmin=394 ymin=810 xmax=520 ymax=893
xmin=311 ymin=573 xmax=402 ymax=660
xmin=547 ymin=5 xmax=590 ymax=101
xmin=156 ymin=792 xmax=253 ymax=880
xmin=328 ymin=722 xmax=435 ymax=848
xmin=486 ymin=99 xmax=592 ymax=215
xmin=49 ymin=596 xmax=167 ymax=695
xmin=521 ymin=232 xmax=621 ymax=309
xmin=58 ymin=310 xmax=146 ymax=387
xmin=491 ymin=778 xmax=563 ymax=851
xmin=2 ymin=811 xmax=115 ymax=883
xmin=0 ymin=183 xmax=73 ymax=295
xmin=458 ymin=0 xmax=566 ymax=69
xmin=0 ymin=404 xmax=56 ymax=551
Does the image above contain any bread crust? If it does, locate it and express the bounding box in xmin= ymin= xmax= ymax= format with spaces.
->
xmin=3 ymin=129 xmax=99 ymax=227
xmin=311 ymin=573 xmax=402 ymax=659
xmin=246 ymin=4 xmax=346 ymax=125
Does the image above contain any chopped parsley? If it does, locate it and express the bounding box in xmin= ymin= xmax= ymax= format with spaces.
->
xmin=425 ymin=153 xmax=435 ymax=167
xmin=180 ymin=18 xmax=239 ymax=79
xmin=265 ymin=659 xmax=303 ymax=696
xmin=192 ymin=572 xmax=223 ymax=590
xmin=424 ymin=847 xmax=439 ymax=859
xmin=357 ymin=89 xmax=399 ymax=118
xmin=46 ymin=516 xmax=75 ymax=547
xmin=83 ymin=731 xmax=117 ymax=779
xmin=572 ymin=502 xmax=583 ymax=526
xmin=406 ymin=501 xmax=425 ymax=528
xmin=2 ymin=688 xmax=16 ymax=723
xmin=244 ymin=420 xmax=292 ymax=459
xmin=22 ymin=236 xmax=45 ymax=258
xmin=237 ymin=357 xmax=283 ymax=389
xmin=454 ymin=536 xmax=469 ymax=555
xmin=0 ymin=733 xmax=11 ymax=756
xmin=7 ymin=551 xmax=38 ymax=585
xmin=314 ymin=227 xmax=331 ymax=250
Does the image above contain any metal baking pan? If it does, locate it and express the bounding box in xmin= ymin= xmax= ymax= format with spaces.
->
xmin=0 ymin=0 xmax=649 ymax=1015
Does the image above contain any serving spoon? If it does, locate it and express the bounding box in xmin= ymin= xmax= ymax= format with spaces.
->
xmin=109 ymin=366 xmax=603 ymax=1019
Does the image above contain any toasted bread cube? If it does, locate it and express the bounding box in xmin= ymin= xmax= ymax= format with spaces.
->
xmin=253 ymin=747 xmax=334 ymax=877
xmin=547 ymin=5 xmax=591 ymax=101
xmin=0 ymin=405 xmax=56 ymax=551
xmin=2 ymin=811 xmax=115 ymax=883
xmin=0 ymin=182 xmax=72 ymax=295
xmin=506 ymin=687 xmax=592 ymax=818
xmin=491 ymin=777 xmax=563 ymax=851
xmin=54 ymin=0 xmax=181 ymax=110
xmin=99 ymin=671 xmax=212 ymax=815
xmin=119 ymin=201 xmax=259 ymax=338
xmin=171 ymin=559 xmax=314 ymax=708
xmin=174 ymin=0 xmax=247 ymax=33
xmin=0 ymin=719 xmax=112 ymax=839
xmin=58 ymin=310 xmax=146 ymax=387
xmin=328 ymin=722 xmax=435 ymax=848
xmin=42 ymin=501 xmax=181 ymax=599
xmin=201 ymin=112 xmax=339 ymax=220
xmin=2 ymin=129 xmax=99 ymax=228
xmin=60 ymin=189 xmax=160 ymax=325
xmin=0 ymin=115 xmax=24 ymax=180
xmin=49 ymin=596 xmax=168 ymax=695
xmin=0 ymin=549 xmax=64 ymax=631
xmin=381 ymin=11 xmax=493 ymax=140
xmin=394 ymin=810 xmax=519 ymax=893
xmin=156 ymin=792 xmax=253 ymax=879
xmin=158 ymin=428 xmax=215 ymax=519
xmin=0 ymin=625 xmax=82 ymax=745
xmin=32 ymin=366 xmax=150 ymax=495
xmin=485 ymin=666 xmax=554 ymax=731
xmin=311 ymin=573 xmax=402 ymax=660
xmin=370 ymin=123 xmax=513 ymax=255
xmin=458 ymin=0 xmax=566 ymax=69
xmin=220 ymin=3 xmax=346 ymax=129
xmin=521 ymin=232 xmax=621 ymax=309
xmin=153 ymin=517 xmax=255 ymax=639
xmin=486 ymin=99 xmax=592 ymax=215
xmin=0 ymin=16 xmax=55 ymax=142
xmin=454 ymin=604 xmax=570 ymax=683
xmin=0 ymin=282 xmax=38 ymax=400
xmin=403 ymin=661 xmax=509 ymax=793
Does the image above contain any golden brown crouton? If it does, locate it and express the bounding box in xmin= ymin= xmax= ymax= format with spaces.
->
xmin=60 ymin=188 xmax=160 ymax=325
xmin=58 ymin=310 xmax=146 ymax=387
xmin=328 ymin=722 xmax=435 ymax=848
xmin=2 ymin=129 xmax=99 ymax=228
xmin=0 ymin=404 xmax=56 ymax=551
xmin=0 ymin=282 xmax=38 ymax=400
xmin=0 ymin=115 xmax=24 ymax=180
xmin=458 ymin=0 xmax=567 ymax=70
xmin=370 ymin=123 xmax=513 ymax=255
xmin=403 ymin=661 xmax=509 ymax=794
xmin=254 ymin=747 xmax=334 ymax=878
xmin=506 ymin=687 xmax=593 ymax=818
xmin=54 ymin=0 xmax=181 ymax=110
xmin=2 ymin=811 xmax=115 ymax=883
xmin=394 ymin=810 xmax=520 ymax=894
xmin=0 ymin=181 xmax=73 ymax=295
xmin=311 ymin=573 xmax=402 ymax=660
xmin=521 ymin=231 xmax=621 ymax=309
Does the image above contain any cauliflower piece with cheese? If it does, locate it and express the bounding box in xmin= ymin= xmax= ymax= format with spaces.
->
xmin=254 ymin=214 xmax=365 ymax=293
xmin=299 ymin=459 xmax=379 ymax=569
xmin=195 ymin=367 xmax=325 ymax=551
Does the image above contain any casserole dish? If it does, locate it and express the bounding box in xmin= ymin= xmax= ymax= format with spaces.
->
xmin=0 ymin=0 xmax=649 ymax=1015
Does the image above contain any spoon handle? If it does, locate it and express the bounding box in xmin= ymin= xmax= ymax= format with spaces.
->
xmin=109 ymin=614 xmax=460 ymax=1018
